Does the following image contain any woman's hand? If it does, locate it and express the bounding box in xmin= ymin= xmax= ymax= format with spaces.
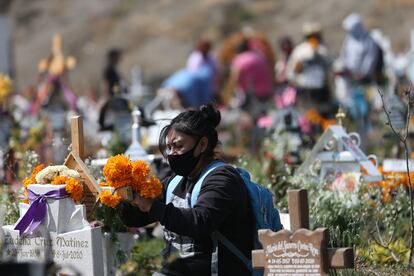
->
xmin=131 ymin=195 xmax=153 ymax=213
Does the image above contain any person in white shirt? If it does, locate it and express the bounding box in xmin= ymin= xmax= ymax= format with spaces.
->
xmin=286 ymin=22 xmax=331 ymax=110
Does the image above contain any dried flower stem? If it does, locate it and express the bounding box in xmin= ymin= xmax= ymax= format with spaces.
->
xmin=378 ymin=85 xmax=414 ymax=263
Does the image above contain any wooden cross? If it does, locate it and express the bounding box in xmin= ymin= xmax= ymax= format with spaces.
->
xmin=38 ymin=33 xmax=76 ymax=76
xmin=252 ymin=189 xmax=354 ymax=275
xmin=64 ymin=116 xmax=101 ymax=214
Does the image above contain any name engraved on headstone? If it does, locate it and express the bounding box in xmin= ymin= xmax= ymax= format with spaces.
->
xmin=259 ymin=228 xmax=328 ymax=276
xmin=2 ymin=226 xmax=104 ymax=276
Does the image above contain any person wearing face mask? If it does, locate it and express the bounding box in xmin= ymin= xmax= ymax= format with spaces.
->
xmin=120 ymin=104 xmax=253 ymax=276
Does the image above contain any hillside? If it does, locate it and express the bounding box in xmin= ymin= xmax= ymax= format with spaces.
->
xmin=4 ymin=0 xmax=414 ymax=93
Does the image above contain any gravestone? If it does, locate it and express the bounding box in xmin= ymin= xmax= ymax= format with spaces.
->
xmin=297 ymin=125 xmax=381 ymax=183
xmin=124 ymin=108 xmax=150 ymax=162
xmin=2 ymin=225 xmax=103 ymax=276
xmin=2 ymin=116 xmax=106 ymax=275
xmin=252 ymin=190 xmax=354 ymax=276
xmin=256 ymin=228 xmax=328 ymax=275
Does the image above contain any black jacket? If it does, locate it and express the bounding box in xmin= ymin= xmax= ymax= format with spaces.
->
xmin=121 ymin=164 xmax=253 ymax=276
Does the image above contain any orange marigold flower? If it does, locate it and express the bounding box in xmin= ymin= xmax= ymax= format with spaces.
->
xmin=304 ymin=108 xmax=323 ymax=125
xmin=99 ymin=190 xmax=121 ymax=208
xmin=22 ymin=163 xmax=45 ymax=187
xmin=132 ymin=160 xmax=151 ymax=183
xmin=65 ymin=178 xmax=83 ymax=203
xmin=139 ymin=176 xmax=162 ymax=199
xmin=32 ymin=164 xmax=45 ymax=177
xmin=103 ymin=154 xmax=132 ymax=188
xmin=22 ymin=198 xmax=29 ymax=204
xmin=322 ymin=119 xmax=336 ymax=130
xmin=99 ymin=182 xmax=109 ymax=187
xmin=51 ymin=176 xmax=69 ymax=185
xmin=23 ymin=177 xmax=31 ymax=188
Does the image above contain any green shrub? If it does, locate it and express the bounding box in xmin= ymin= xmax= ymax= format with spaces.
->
xmin=118 ymin=237 xmax=164 ymax=276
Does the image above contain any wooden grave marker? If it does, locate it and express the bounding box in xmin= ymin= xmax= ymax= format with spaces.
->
xmin=252 ymin=189 xmax=354 ymax=276
xmin=64 ymin=115 xmax=101 ymax=214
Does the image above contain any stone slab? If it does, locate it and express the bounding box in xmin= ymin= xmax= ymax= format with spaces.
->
xmin=2 ymin=225 xmax=104 ymax=276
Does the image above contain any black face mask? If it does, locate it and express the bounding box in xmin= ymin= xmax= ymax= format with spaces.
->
xmin=167 ymin=139 xmax=202 ymax=177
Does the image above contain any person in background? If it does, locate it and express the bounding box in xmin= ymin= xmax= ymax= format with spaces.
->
xmin=160 ymin=66 xmax=215 ymax=109
xmin=187 ymin=39 xmax=217 ymax=75
xmin=340 ymin=13 xmax=382 ymax=85
xmin=286 ymin=22 xmax=331 ymax=111
xmin=227 ymin=38 xmax=274 ymax=116
xmin=99 ymin=48 xmax=130 ymax=131
xmin=275 ymin=36 xmax=294 ymax=86
xmin=187 ymin=39 xmax=219 ymax=98
xmin=103 ymin=48 xmax=127 ymax=97
xmin=121 ymin=104 xmax=253 ymax=276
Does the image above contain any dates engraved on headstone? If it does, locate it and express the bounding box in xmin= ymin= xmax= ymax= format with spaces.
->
xmin=259 ymin=228 xmax=329 ymax=276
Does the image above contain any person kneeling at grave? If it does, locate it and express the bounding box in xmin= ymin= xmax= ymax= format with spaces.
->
xmin=121 ymin=104 xmax=253 ymax=276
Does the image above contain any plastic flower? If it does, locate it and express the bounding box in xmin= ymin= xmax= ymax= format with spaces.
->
xmin=99 ymin=190 xmax=121 ymax=208
xmin=65 ymin=178 xmax=83 ymax=203
xmin=103 ymin=154 xmax=133 ymax=188
xmin=139 ymin=176 xmax=162 ymax=199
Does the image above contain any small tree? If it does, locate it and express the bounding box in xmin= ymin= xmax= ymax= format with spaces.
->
xmin=378 ymin=84 xmax=414 ymax=263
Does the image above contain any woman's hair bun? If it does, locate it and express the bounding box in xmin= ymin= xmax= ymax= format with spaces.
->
xmin=199 ymin=104 xmax=221 ymax=128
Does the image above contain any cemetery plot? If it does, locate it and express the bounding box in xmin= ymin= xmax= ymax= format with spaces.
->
xmin=252 ymin=189 xmax=354 ymax=276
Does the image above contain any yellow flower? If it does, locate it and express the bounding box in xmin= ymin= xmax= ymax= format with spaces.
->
xmin=0 ymin=74 xmax=12 ymax=103
xmin=23 ymin=177 xmax=31 ymax=188
xmin=139 ymin=176 xmax=162 ymax=199
xmin=103 ymin=154 xmax=132 ymax=188
xmin=65 ymin=178 xmax=83 ymax=203
xmin=99 ymin=190 xmax=121 ymax=208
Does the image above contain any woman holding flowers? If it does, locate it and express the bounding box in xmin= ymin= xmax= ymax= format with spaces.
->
xmin=122 ymin=104 xmax=253 ymax=276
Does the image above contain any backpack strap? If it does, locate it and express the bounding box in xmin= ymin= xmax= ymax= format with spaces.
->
xmin=211 ymin=231 xmax=253 ymax=272
xmin=165 ymin=160 xmax=225 ymax=206
xmin=166 ymin=175 xmax=183 ymax=204
xmin=190 ymin=160 xmax=226 ymax=207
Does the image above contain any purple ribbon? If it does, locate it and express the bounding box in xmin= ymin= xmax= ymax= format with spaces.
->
xmin=14 ymin=187 xmax=69 ymax=236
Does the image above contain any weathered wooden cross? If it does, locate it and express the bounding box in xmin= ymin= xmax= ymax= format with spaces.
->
xmin=252 ymin=189 xmax=354 ymax=275
xmin=64 ymin=116 xmax=101 ymax=214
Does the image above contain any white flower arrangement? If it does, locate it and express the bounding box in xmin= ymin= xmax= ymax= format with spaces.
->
xmin=35 ymin=165 xmax=81 ymax=184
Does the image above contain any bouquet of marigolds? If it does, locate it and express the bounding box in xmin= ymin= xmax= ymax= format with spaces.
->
xmin=99 ymin=154 xmax=162 ymax=208
xmin=22 ymin=164 xmax=83 ymax=203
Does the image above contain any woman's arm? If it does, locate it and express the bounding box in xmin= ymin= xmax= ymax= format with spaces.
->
xmin=119 ymin=202 xmax=157 ymax=227
xmin=149 ymin=166 xmax=244 ymax=240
